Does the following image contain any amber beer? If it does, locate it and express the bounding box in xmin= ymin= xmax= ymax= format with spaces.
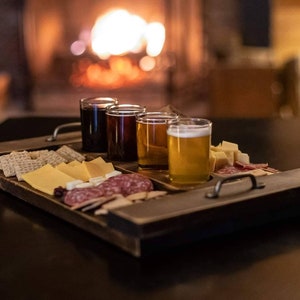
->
xmin=136 ymin=112 xmax=178 ymax=169
xmin=106 ymin=104 xmax=145 ymax=161
xmin=167 ymin=118 xmax=212 ymax=184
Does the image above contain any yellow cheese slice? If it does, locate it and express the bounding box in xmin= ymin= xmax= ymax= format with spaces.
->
xmin=90 ymin=156 xmax=106 ymax=165
xmin=22 ymin=164 xmax=75 ymax=195
xmin=56 ymin=156 xmax=115 ymax=180
xmin=83 ymin=161 xmax=115 ymax=178
xmin=68 ymin=160 xmax=81 ymax=166
xmin=56 ymin=162 xmax=90 ymax=181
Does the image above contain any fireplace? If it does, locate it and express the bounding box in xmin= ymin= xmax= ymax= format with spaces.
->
xmin=3 ymin=1 xmax=275 ymax=117
xmin=20 ymin=0 xmax=205 ymax=113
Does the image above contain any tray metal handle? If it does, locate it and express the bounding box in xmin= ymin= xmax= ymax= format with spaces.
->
xmin=46 ymin=122 xmax=81 ymax=142
xmin=205 ymin=173 xmax=266 ymax=199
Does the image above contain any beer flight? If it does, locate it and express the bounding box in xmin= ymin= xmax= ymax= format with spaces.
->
xmin=80 ymin=97 xmax=212 ymax=185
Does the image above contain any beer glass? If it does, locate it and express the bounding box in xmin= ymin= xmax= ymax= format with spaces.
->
xmin=136 ymin=112 xmax=178 ymax=169
xmin=106 ymin=104 xmax=146 ymax=161
xmin=167 ymin=118 xmax=212 ymax=184
xmin=80 ymin=97 xmax=118 ymax=152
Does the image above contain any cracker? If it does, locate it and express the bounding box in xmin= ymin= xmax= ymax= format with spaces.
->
xmin=14 ymin=158 xmax=45 ymax=181
xmin=126 ymin=191 xmax=148 ymax=202
xmin=145 ymin=190 xmax=168 ymax=200
xmin=40 ymin=150 xmax=67 ymax=166
xmin=0 ymin=155 xmax=15 ymax=176
xmin=0 ymin=153 xmax=10 ymax=170
xmin=1 ymin=151 xmax=31 ymax=177
xmin=29 ymin=149 xmax=49 ymax=159
xmin=126 ymin=190 xmax=167 ymax=202
xmin=56 ymin=145 xmax=85 ymax=162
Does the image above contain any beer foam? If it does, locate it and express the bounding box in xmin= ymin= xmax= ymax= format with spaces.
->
xmin=167 ymin=125 xmax=211 ymax=138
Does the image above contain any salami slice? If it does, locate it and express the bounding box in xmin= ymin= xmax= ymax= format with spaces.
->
xmin=64 ymin=173 xmax=153 ymax=206
xmin=215 ymin=161 xmax=278 ymax=176
xmin=214 ymin=166 xmax=238 ymax=175
xmin=234 ymin=161 xmax=269 ymax=170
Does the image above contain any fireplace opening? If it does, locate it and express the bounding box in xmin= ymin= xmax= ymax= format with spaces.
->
xmin=21 ymin=0 xmax=205 ymax=113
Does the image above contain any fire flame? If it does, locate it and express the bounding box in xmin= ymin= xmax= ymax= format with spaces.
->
xmin=90 ymin=9 xmax=165 ymax=58
xmin=70 ymin=9 xmax=165 ymax=89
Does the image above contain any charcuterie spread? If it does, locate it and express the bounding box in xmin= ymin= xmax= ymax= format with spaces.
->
xmin=0 ymin=140 xmax=278 ymax=215
xmin=0 ymin=144 xmax=168 ymax=214
xmin=0 ymin=135 xmax=292 ymax=257
xmin=210 ymin=140 xmax=278 ymax=176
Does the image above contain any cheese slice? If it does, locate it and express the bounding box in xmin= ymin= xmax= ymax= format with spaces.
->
xmin=22 ymin=164 xmax=75 ymax=195
xmin=56 ymin=156 xmax=115 ymax=180
xmin=89 ymin=156 xmax=106 ymax=165
xmin=220 ymin=140 xmax=239 ymax=151
xmin=236 ymin=151 xmax=250 ymax=164
xmin=56 ymin=162 xmax=90 ymax=181
xmin=210 ymin=151 xmax=229 ymax=170
xmin=83 ymin=161 xmax=114 ymax=178
xmin=211 ymin=141 xmax=239 ymax=166
xmin=68 ymin=160 xmax=81 ymax=166
xmin=209 ymin=153 xmax=216 ymax=173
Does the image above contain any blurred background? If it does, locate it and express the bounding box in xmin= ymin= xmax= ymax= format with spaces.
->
xmin=0 ymin=0 xmax=299 ymax=119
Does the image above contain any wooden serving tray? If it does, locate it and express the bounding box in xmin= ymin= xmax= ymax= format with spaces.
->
xmin=1 ymin=135 xmax=300 ymax=257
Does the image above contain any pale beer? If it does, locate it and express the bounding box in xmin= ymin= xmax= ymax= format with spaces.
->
xmin=167 ymin=118 xmax=212 ymax=184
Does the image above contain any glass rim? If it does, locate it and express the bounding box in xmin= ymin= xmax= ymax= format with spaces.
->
xmin=168 ymin=117 xmax=212 ymax=129
xmin=80 ymin=97 xmax=118 ymax=108
xmin=136 ymin=111 xmax=179 ymax=123
xmin=106 ymin=104 xmax=146 ymax=116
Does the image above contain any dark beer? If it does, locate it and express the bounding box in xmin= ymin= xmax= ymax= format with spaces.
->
xmin=80 ymin=97 xmax=117 ymax=152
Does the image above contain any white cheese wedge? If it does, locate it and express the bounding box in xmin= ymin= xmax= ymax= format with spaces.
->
xmin=223 ymin=150 xmax=235 ymax=165
xmin=211 ymin=140 xmax=242 ymax=167
xmin=89 ymin=176 xmax=106 ymax=185
xmin=236 ymin=151 xmax=250 ymax=164
xmin=74 ymin=182 xmax=94 ymax=189
xmin=209 ymin=153 xmax=216 ymax=173
xmin=220 ymin=140 xmax=239 ymax=151
xmin=66 ymin=179 xmax=83 ymax=190
xmin=105 ymin=170 xmax=122 ymax=178
xmin=210 ymin=151 xmax=229 ymax=170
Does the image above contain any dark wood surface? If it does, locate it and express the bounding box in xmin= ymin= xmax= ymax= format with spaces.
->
xmin=1 ymin=116 xmax=300 ymax=299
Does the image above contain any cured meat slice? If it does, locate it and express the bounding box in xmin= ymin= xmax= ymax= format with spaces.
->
xmin=215 ymin=161 xmax=278 ymax=176
xmin=234 ymin=161 xmax=269 ymax=170
xmin=64 ymin=173 xmax=153 ymax=206
xmin=214 ymin=165 xmax=241 ymax=175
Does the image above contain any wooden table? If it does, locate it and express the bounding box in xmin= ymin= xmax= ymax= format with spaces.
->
xmin=1 ymin=116 xmax=300 ymax=299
